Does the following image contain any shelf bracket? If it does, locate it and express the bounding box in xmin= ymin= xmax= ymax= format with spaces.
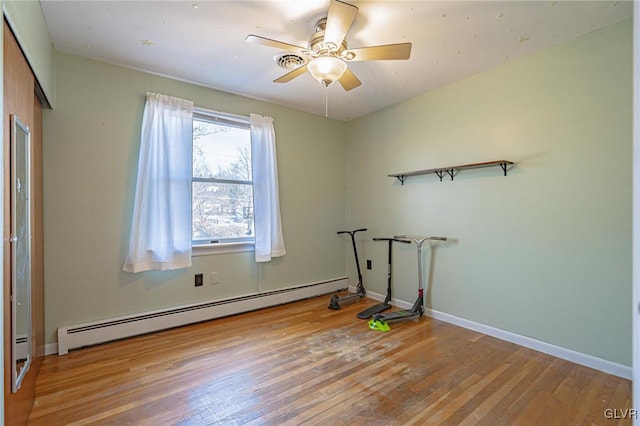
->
xmin=446 ymin=169 xmax=455 ymax=181
xmin=434 ymin=170 xmax=445 ymax=182
xmin=499 ymin=161 xmax=509 ymax=176
xmin=395 ymin=175 xmax=406 ymax=185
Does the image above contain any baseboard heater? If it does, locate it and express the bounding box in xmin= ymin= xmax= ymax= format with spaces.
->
xmin=15 ymin=335 xmax=27 ymax=360
xmin=57 ymin=277 xmax=347 ymax=355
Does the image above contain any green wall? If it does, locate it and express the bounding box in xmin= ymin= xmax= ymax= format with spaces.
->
xmin=42 ymin=53 xmax=346 ymax=344
xmin=345 ymin=20 xmax=632 ymax=366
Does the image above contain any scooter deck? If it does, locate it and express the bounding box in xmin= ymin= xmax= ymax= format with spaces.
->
xmin=357 ymin=302 xmax=392 ymax=319
xmin=336 ymin=292 xmax=365 ymax=304
xmin=328 ymin=291 xmax=366 ymax=309
xmin=374 ymin=309 xmax=422 ymax=323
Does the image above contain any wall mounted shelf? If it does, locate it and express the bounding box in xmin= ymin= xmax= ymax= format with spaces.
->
xmin=389 ymin=160 xmax=514 ymax=185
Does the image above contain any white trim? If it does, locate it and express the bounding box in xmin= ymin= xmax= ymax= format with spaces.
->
xmin=192 ymin=241 xmax=254 ymax=256
xmin=44 ymin=343 xmax=58 ymax=357
xmin=362 ymin=288 xmax=631 ymax=379
xmin=424 ymin=308 xmax=631 ymax=380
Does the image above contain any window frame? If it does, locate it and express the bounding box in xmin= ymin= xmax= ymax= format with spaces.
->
xmin=191 ymin=108 xmax=255 ymax=253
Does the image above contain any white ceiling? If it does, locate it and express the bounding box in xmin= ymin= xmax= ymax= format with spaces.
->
xmin=40 ymin=0 xmax=632 ymax=121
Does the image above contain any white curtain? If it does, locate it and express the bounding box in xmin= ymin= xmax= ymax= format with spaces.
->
xmin=251 ymin=113 xmax=286 ymax=262
xmin=123 ymin=93 xmax=194 ymax=273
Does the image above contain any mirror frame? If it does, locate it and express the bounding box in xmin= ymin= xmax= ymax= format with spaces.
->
xmin=11 ymin=114 xmax=31 ymax=393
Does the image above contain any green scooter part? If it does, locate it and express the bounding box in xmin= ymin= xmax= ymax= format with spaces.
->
xmin=368 ymin=318 xmax=391 ymax=332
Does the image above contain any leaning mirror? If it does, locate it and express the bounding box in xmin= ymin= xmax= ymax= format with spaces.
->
xmin=11 ymin=114 xmax=31 ymax=392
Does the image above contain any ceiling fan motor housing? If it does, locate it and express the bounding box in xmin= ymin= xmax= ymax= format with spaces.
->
xmin=309 ymin=18 xmax=348 ymax=57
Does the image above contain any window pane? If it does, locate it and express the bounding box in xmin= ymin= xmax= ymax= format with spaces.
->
xmin=193 ymin=120 xmax=252 ymax=181
xmin=193 ymin=181 xmax=254 ymax=242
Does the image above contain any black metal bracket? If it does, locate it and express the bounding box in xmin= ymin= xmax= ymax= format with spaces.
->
xmin=499 ymin=161 xmax=509 ymax=176
xmin=446 ymin=169 xmax=456 ymax=181
xmin=395 ymin=175 xmax=406 ymax=185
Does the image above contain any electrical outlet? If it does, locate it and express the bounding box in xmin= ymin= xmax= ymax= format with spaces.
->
xmin=195 ymin=273 xmax=203 ymax=287
xmin=210 ymin=272 xmax=219 ymax=285
xmin=366 ymin=260 xmax=372 ymax=270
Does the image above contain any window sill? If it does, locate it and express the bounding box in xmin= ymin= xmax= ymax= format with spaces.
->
xmin=192 ymin=242 xmax=255 ymax=257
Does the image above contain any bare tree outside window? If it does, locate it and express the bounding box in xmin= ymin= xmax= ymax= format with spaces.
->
xmin=192 ymin=116 xmax=254 ymax=244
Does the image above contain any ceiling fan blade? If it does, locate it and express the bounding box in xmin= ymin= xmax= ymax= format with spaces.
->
xmin=245 ymin=35 xmax=310 ymax=56
xmin=338 ymin=68 xmax=361 ymax=91
xmin=345 ymin=43 xmax=412 ymax=61
xmin=274 ymin=64 xmax=309 ymax=83
xmin=324 ymin=0 xmax=358 ymax=50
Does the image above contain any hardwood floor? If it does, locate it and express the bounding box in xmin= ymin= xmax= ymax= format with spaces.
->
xmin=28 ymin=295 xmax=631 ymax=425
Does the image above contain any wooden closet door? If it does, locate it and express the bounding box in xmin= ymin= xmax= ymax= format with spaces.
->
xmin=3 ymin=20 xmax=44 ymax=426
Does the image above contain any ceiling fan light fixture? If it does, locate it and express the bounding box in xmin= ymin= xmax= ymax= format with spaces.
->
xmin=307 ymin=56 xmax=347 ymax=86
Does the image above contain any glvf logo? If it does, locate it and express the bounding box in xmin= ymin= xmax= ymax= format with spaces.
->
xmin=604 ymin=408 xmax=637 ymax=419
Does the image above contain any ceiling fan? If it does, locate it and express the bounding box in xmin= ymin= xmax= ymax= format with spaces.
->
xmin=246 ymin=0 xmax=412 ymax=91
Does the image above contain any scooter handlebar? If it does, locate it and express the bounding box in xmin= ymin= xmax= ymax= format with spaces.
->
xmin=394 ymin=235 xmax=447 ymax=243
xmin=373 ymin=237 xmax=411 ymax=243
xmin=337 ymin=228 xmax=368 ymax=235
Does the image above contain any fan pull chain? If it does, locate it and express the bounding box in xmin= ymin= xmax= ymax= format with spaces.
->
xmin=324 ymin=85 xmax=329 ymax=118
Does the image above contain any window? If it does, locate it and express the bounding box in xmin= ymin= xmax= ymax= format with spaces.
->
xmin=125 ymin=94 xmax=282 ymax=271
xmin=192 ymin=111 xmax=254 ymax=246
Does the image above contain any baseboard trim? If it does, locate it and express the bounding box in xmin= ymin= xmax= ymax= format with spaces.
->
xmin=45 ymin=343 xmax=58 ymax=356
xmin=362 ymin=288 xmax=631 ymax=379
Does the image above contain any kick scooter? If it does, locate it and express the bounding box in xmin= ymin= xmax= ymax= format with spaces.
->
xmin=369 ymin=235 xmax=447 ymax=331
xmin=328 ymin=228 xmax=367 ymax=310
xmin=356 ymin=237 xmax=411 ymax=319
